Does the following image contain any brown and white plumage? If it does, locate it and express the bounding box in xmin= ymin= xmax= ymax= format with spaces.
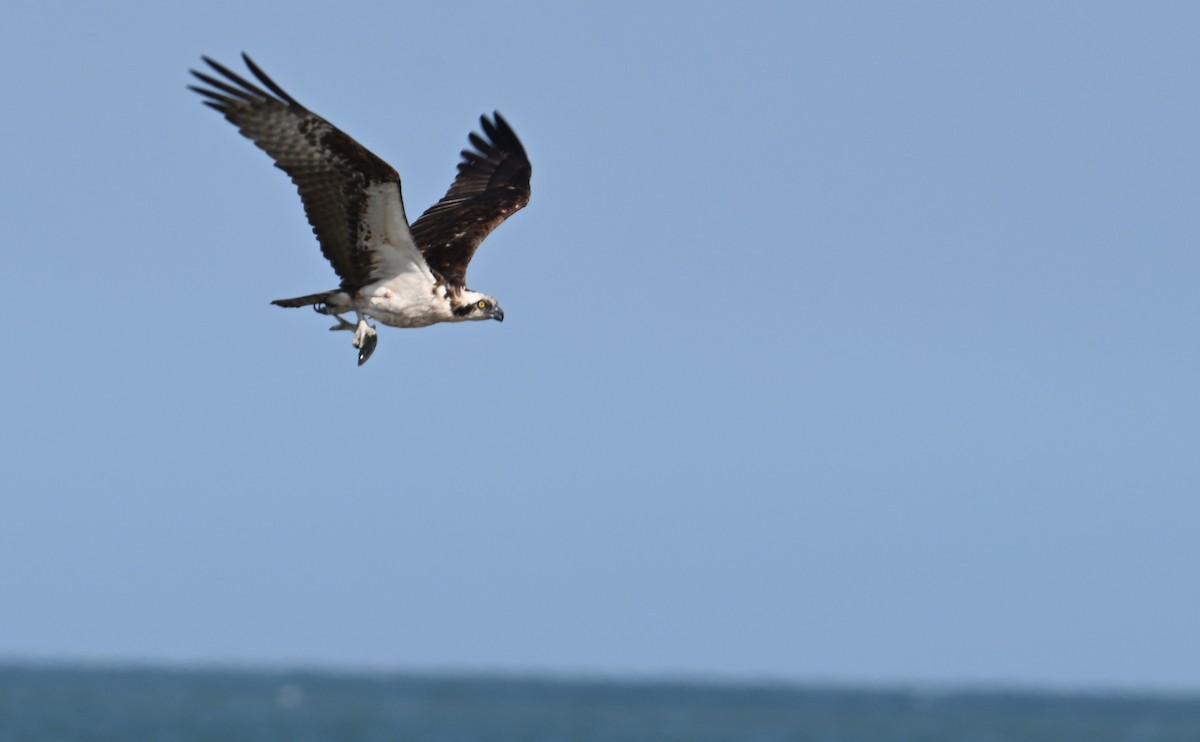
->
xmin=188 ymin=53 xmax=531 ymax=365
xmin=412 ymin=115 xmax=532 ymax=289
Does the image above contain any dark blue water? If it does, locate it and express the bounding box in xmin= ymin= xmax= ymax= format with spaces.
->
xmin=2 ymin=665 xmax=1198 ymax=741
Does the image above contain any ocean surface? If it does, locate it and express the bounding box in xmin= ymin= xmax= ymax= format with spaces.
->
xmin=2 ymin=665 xmax=1199 ymax=741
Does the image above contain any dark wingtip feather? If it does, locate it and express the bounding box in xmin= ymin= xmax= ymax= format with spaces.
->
xmin=195 ymin=54 xmax=276 ymax=102
xmin=467 ymin=131 xmax=491 ymax=154
xmin=186 ymin=83 xmax=224 ymax=102
xmin=493 ymin=114 xmax=515 ymax=145
xmin=201 ymin=55 xmax=239 ymax=82
xmin=189 ymin=69 xmax=258 ymax=103
xmin=478 ymin=111 xmax=526 ymax=159
xmin=241 ymin=52 xmax=300 ymax=106
xmin=479 ymin=113 xmax=497 ymax=140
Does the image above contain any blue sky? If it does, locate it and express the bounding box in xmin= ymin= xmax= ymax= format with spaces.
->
xmin=2 ymin=1 xmax=1198 ymax=690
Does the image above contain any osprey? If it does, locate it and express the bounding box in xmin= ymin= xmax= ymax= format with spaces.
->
xmin=189 ymin=54 xmax=531 ymax=365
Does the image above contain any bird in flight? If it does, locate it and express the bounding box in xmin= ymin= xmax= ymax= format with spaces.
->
xmin=189 ymin=54 xmax=532 ymax=365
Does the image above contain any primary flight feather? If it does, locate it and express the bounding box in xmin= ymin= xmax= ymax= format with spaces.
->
xmin=189 ymin=53 xmax=532 ymax=365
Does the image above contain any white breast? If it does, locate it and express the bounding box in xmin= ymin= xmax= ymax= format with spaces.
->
xmin=355 ymin=182 xmax=451 ymax=327
xmin=361 ymin=280 xmax=455 ymax=328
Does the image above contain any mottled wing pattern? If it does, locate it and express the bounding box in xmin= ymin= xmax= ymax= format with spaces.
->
xmin=410 ymin=113 xmax=532 ymax=289
xmin=189 ymin=54 xmax=410 ymax=289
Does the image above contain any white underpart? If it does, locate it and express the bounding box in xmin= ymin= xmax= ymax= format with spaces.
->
xmin=353 ymin=182 xmax=458 ymax=328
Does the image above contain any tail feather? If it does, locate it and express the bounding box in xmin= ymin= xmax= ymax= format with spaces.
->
xmin=271 ymin=291 xmax=335 ymax=308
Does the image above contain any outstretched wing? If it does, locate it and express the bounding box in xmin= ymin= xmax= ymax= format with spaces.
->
xmin=189 ymin=53 xmax=423 ymax=289
xmin=410 ymin=113 xmax=532 ymax=289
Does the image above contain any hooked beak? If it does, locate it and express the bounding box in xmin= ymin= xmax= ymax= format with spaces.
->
xmin=491 ymin=307 xmax=505 ymax=322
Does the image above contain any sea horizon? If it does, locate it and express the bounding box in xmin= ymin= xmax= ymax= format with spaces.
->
xmin=5 ymin=661 xmax=1200 ymax=741
xmin=3 ymin=656 xmax=1198 ymax=700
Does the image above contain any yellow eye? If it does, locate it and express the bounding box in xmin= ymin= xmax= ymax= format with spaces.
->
xmin=477 ymin=300 xmax=488 ymax=309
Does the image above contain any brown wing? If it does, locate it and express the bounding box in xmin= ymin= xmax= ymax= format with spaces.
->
xmin=410 ymin=113 xmax=532 ymax=289
xmin=189 ymin=53 xmax=403 ymax=289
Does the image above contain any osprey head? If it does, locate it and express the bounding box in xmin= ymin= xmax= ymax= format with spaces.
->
xmin=452 ymin=290 xmax=505 ymax=322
